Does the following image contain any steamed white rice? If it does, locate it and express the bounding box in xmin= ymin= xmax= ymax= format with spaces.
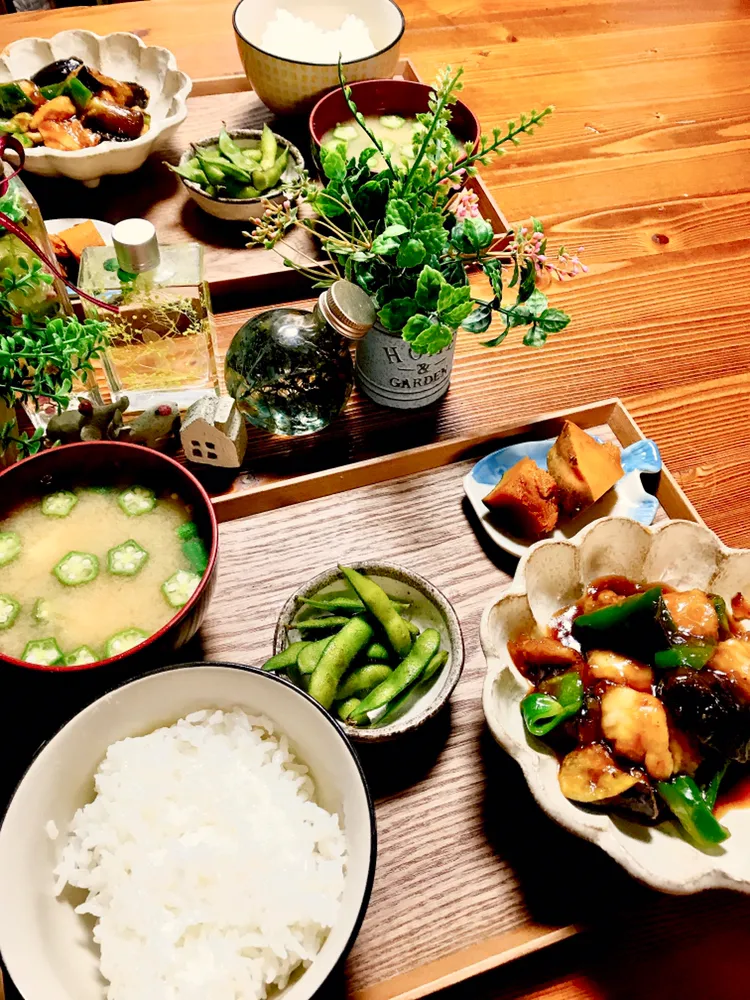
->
xmin=258 ymin=8 xmax=376 ymax=63
xmin=52 ymin=708 xmax=347 ymax=1000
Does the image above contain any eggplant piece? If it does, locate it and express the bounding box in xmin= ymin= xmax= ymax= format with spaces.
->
xmin=659 ymin=667 xmax=750 ymax=763
xmin=83 ymin=97 xmax=144 ymax=140
xmin=31 ymin=58 xmax=84 ymax=88
xmin=77 ymin=68 xmax=149 ymax=109
xmin=558 ymin=743 xmax=660 ymax=821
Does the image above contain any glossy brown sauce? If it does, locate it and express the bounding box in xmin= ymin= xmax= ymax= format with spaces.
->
xmin=716 ymin=774 xmax=750 ymax=820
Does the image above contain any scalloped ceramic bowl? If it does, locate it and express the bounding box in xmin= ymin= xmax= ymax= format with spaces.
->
xmin=0 ymin=30 xmax=191 ymax=186
xmin=481 ymin=516 xmax=750 ymax=894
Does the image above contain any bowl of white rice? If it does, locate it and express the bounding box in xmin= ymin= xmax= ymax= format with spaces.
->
xmin=233 ymin=0 xmax=405 ymax=115
xmin=0 ymin=662 xmax=376 ymax=1000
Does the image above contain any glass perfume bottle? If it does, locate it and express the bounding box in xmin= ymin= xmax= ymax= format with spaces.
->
xmin=79 ymin=219 xmax=219 ymax=411
xmin=225 ymin=280 xmax=375 ymax=436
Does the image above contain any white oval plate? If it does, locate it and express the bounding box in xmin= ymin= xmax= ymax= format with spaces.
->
xmin=47 ymin=218 xmax=114 ymax=244
xmin=480 ymin=516 xmax=750 ymax=893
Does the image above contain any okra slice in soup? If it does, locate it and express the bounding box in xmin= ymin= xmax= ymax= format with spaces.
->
xmin=41 ymin=490 xmax=78 ymax=518
xmin=107 ymin=540 xmax=149 ymax=577
xmin=0 ymin=594 xmax=20 ymax=630
xmin=31 ymin=597 xmax=51 ymax=625
xmin=0 ymin=531 xmax=21 ymax=567
xmin=118 ymin=486 xmax=156 ymax=517
xmin=22 ymin=637 xmax=63 ymax=666
xmin=162 ymin=569 xmax=201 ymax=609
xmin=64 ymin=646 xmax=98 ymax=667
xmin=105 ymin=628 xmax=149 ymax=658
xmin=54 ymin=551 xmax=99 ymax=587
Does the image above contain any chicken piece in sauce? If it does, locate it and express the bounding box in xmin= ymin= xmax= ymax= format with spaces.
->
xmin=600 ymin=685 xmax=674 ymax=780
xmin=586 ymin=650 xmax=654 ymax=693
xmin=668 ymin=725 xmax=703 ymax=777
xmin=709 ymin=638 xmax=750 ymax=699
xmin=663 ymin=589 xmax=719 ymax=642
xmin=508 ymin=633 xmax=584 ymax=685
xmin=38 ymin=119 xmax=100 ymax=151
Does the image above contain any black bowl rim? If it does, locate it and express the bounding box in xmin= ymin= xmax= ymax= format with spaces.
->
xmin=0 ymin=660 xmax=377 ymax=996
xmin=0 ymin=441 xmax=219 ymax=674
xmin=232 ymin=0 xmax=405 ymax=69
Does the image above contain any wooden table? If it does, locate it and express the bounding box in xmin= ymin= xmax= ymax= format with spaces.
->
xmin=3 ymin=1 xmax=750 ymax=998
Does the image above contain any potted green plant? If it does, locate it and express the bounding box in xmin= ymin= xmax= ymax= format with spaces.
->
xmin=249 ymin=66 xmax=588 ymax=410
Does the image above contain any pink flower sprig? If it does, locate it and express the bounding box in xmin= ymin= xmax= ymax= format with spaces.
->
xmin=449 ymin=188 xmax=481 ymax=220
xmin=509 ymin=224 xmax=589 ymax=281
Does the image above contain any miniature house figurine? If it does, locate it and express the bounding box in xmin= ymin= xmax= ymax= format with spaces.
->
xmin=180 ymin=396 xmax=248 ymax=468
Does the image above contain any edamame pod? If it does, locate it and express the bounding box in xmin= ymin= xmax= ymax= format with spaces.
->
xmin=337 ymin=697 xmax=361 ymax=721
xmin=336 ymin=663 xmax=392 ymax=701
xmin=294 ymin=616 xmax=352 ymax=632
xmin=339 ymin=565 xmax=412 ymax=657
xmin=218 ymin=127 xmax=250 ymax=169
xmin=259 ymin=123 xmax=277 ymax=171
xmin=262 ymin=640 xmax=309 ymax=672
xmin=422 ymin=648 xmax=448 ymax=681
xmin=252 ymin=149 xmax=288 ymax=194
xmin=308 ymin=617 xmax=373 ymax=709
xmin=349 ymin=628 xmax=441 ymax=723
xmin=298 ymin=635 xmax=334 ymax=674
xmin=363 ymin=641 xmax=391 ymax=662
xmin=300 ymin=595 xmax=410 ymax=615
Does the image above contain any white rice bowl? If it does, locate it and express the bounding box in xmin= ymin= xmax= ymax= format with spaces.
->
xmin=52 ymin=709 xmax=347 ymax=1000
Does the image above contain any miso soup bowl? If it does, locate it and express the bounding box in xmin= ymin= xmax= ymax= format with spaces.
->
xmin=0 ymin=441 xmax=218 ymax=677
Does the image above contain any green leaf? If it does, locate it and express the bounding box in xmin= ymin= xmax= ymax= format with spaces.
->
xmin=482 ymin=258 xmax=504 ymax=299
xmin=403 ymin=315 xmax=454 ymax=355
xmin=397 ymin=237 xmax=426 ymax=269
xmin=523 ymin=322 xmax=548 ymax=347
xmin=518 ymin=260 xmax=537 ymax=301
xmin=415 ymin=265 xmax=445 ymax=310
xmin=462 ymin=300 xmax=494 ymax=334
xmin=531 ymin=216 xmax=544 ymax=233
xmin=321 ymin=148 xmax=347 ymax=181
xmin=451 ymin=217 xmax=495 ymax=253
xmin=437 ymin=284 xmax=473 ymax=327
xmin=371 ymin=235 xmax=401 ymax=256
xmin=378 ymin=298 xmax=420 ymax=332
xmin=536 ymin=307 xmax=571 ymax=334
xmin=385 ymin=198 xmax=415 ymax=229
xmin=512 ymin=288 xmax=548 ymax=321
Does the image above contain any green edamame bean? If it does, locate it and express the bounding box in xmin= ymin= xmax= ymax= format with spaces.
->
xmin=422 ymin=648 xmax=449 ymax=682
xmin=253 ymin=149 xmax=287 ymax=193
xmin=363 ymin=641 xmax=391 ymax=662
xmin=337 ymin=697 xmax=361 ymax=721
xmin=243 ymin=147 xmax=262 ymax=163
xmin=199 ymin=153 xmax=254 ymax=183
xmin=300 ymin=596 xmax=410 ymax=615
xmin=340 ymin=565 xmax=412 ymax=657
xmin=404 ymin=619 xmax=420 ymax=637
xmin=194 ymin=151 xmax=225 ymax=185
xmin=308 ymin=617 xmax=373 ymax=709
xmin=336 ymin=663 xmax=392 ymax=701
xmin=294 ymin=616 xmax=352 ymax=632
xmin=261 ymin=640 xmax=308 ymax=672
xmin=349 ymin=628 xmax=441 ymax=723
xmin=298 ymin=635 xmax=334 ymax=674
xmin=259 ymin=123 xmax=277 ymax=171
xmin=218 ymin=127 xmax=250 ymax=169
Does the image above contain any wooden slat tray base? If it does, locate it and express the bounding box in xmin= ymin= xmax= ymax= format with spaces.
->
xmin=23 ymin=59 xmax=509 ymax=304
xmin=195 ymin=399 xmax=700 ymax=999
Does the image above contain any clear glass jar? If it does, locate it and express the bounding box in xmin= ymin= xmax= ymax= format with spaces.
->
xmin=225 ymin=281 xmax=375 ymax=436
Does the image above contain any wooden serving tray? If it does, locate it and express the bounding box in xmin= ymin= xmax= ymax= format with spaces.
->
xmin=195 ymin=398 xmax=701 ymax=1000
xmin=24 ymin=59 xmax=509 ymax=305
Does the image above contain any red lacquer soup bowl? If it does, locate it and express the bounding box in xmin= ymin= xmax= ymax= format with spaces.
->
xmin=308 ymin=78 xmax=481 ymax=166
xmin=0 ymin=441 xmax=218 ymax=680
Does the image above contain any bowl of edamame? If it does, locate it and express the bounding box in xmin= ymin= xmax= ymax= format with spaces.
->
xmin=266 ymin=561 xmax=464 ymax=742
xmin=169 ymin=125 xmax=305 ymax=222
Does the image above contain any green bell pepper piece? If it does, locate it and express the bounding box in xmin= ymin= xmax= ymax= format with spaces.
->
xmin=521 ymin=670 xmax=584 ymax=737
xmin=657 ymin=775 xmax=729 ymax=849
xmin=39 ymin=83 xmax=64 ymax=101
xmin=704 ymin=762 xmax=729 ymax=810
xmin=573 ymin=586 xmax=668 ymax=659
xmin=0 ymin=82 xmax=32 ymax=117
xmin=654 ymin=643 xmax=715 ymax=670
xmin=65 ymin=75 xmax=92 ymax=111
xmin=711 ymin=594 xmax=731 ymax=637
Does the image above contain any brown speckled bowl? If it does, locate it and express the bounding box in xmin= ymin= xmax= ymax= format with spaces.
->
xmin=274 ymin=561 xmax=464 ymax=742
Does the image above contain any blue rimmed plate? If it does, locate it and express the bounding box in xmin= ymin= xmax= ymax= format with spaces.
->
xmin=463 ymin=435 xmax=662 ymax=558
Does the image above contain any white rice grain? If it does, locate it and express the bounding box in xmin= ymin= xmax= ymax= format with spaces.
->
xmin=257 ymin=8 xmax=376 ymax=63
xmin=52 ymin=708 xmax=347 ymax=1000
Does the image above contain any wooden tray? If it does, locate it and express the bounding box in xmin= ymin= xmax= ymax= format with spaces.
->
xmin=24 ymin=59 xmax=509 ymax=306
xmin=194 ymin=398 xmax=701 ymax=1000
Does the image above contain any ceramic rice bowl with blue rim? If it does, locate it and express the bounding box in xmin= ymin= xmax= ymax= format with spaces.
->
xmin=463 ymin=433 xmax=662 ymax=558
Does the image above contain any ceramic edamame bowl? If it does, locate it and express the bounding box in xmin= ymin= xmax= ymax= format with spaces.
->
xmin=273 ymin=561 xmax=464 ymax=742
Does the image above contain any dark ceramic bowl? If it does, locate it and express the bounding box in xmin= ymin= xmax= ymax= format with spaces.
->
xmin=274 ymin=561 xmax=464 ymax=742
xmin=308 ymin=78 xmax=481 ymax=167
xmin=0 ymin=442 xmax=218 ymax=677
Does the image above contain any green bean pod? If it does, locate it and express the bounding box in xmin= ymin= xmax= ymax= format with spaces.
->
xmin=349 ymin=628 xmax=441 ymax=723
xmin=308 ymin=617 xmax=374 ymax=709
xmin=363 ymin=641 xmax=391 ymax=662
xmin=337 ymin=697 xmax=361 ymax=721
xmin=339 ymin=565 xmax=412 ymax=657
xmin=299 ymin=595 xmax=410 ymax=615
xmin=294 ymin=616 xmax=352 ymax=632
xmin=252 ymin=149 xmax=288 ymax=193
xmin=261 ymin=640 xmax=309 ymax=672
xmin=298 ymin=635 xmax=334 ymax=674
xmin=336 ymin=663 xmax=392 ymax=701
xmin=422 ymin=648 xmax=449 ymax=682
xmin=258 ymin=123 xmax=277 ymax=170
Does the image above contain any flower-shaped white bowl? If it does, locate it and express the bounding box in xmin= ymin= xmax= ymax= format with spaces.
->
xmin=0 ymin=30 xmax=191 ymax=186
xmin=481 ymin=516 xmax=750 ymax=894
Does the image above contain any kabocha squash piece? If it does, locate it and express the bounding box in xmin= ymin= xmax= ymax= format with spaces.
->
xmin=546 ymin=421 xmax=623 ymax=516
xmin=56 ymin=220 xmax=105 ymax=261
xmin=483 ymin=457 xmax=559 ymax=539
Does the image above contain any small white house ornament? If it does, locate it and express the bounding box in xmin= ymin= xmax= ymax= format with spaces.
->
xmin=180 ymin=396 xmax=248 ymax=468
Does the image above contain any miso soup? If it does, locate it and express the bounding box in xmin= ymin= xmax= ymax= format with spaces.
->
xmin=320 ymin=114 xmax=462 ymax=172
xmin=0 ymin=486 xmax=209 ymax=666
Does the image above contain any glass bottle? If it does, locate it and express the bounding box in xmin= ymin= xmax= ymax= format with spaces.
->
xmin=79 ymin=219 xmax=219 ymax=411
xmin=225 ymin=280 xmax=375 ymax=436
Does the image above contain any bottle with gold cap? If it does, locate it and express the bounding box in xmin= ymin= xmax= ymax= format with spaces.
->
xmin=225 ymin=279 xmax=375 ymax=436
xmin=78 ymin=218 xmax=219 ymax=411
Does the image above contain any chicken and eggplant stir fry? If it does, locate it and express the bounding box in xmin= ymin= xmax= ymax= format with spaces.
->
xmin=510 ymin=577 xmax=750 ymax=851
xmin=0 ymin=58 xmax=150 ymax=151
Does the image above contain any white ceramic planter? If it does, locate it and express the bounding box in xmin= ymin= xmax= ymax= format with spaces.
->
xmin=481 ymin=517 xmax=750 ymax=894
xmin=355 ymin=322 xmax=456 ymax=410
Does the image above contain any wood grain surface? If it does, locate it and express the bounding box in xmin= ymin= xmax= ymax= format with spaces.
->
xmin=3 ymin=1 xmax=750 ymax=998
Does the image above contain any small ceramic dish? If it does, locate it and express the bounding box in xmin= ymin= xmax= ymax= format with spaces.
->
xmin=0 ymin=662 xmax=376 ymax=1000
xmin=47 ymin=217 xmax=114 ymax=244
xmin=481 ymin=516 xmax=750 ymax=893
xmin=0 ymin=29 xmax=190 ymax=187
xmin=176 ymin=129 xmax=305 ymax=222
xmin=274 ymin=561 xmax=464 ymax=742
xmin=463 ymin=434 xmax=662 ymax=558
